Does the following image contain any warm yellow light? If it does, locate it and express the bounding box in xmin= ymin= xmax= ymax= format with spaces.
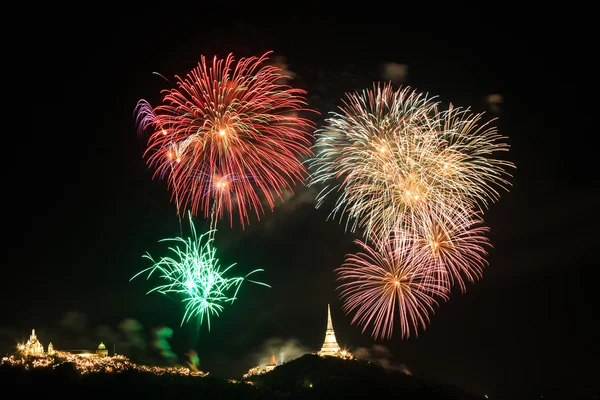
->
xmin=219 ymin=129 xmax=226 ymax=136
xmin=162 ymin=129 xmax=167 ymax=135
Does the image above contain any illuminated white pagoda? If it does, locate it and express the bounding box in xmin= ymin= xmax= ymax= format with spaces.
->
xmin=21 ymin=329 xmax=44 ymax=356
xmin=318 ymin=304 xmax=341 ymax=357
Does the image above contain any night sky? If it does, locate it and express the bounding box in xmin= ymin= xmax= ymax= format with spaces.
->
xmin=4 ymin=7 xmax=597 ymax=398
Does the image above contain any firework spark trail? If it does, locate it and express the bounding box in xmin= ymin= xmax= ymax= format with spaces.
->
xmin=309 ymin=84 xmax=438 ymax=240
xmin=394 ymin=204 xmax=492 ymax=293
xmin=130 ymin=213 xmax=270 ymax=330
xmin=336 ymin=236 xmax=449 ymax=340
xmin=309 ymin=83 xmax=514 ymax=243
xmin=135 ymin=51 xmax=316 ymax=231
xmin=434 ymin=105 xmax=515 ymax=209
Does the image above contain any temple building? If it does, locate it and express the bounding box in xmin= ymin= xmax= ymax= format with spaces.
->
xmin=96 ymin=342 xmax=108 ymax=357
xmin=20 ymin=329 xmax=45 ymax=356
xmin=243 ymin=353 xmax=278 ymax=378
xmin=265 ymin=354 xmax=277 ymax=372
xmin=47 ymin=342 xmax=54 ymax=356
xmin=318 ymin=304 xmax=341 ymax=357
xmin=242 ymin=305 xmax=356 ymax=379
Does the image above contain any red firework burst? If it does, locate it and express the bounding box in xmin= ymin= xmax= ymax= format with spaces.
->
xmin=135 ymin=51 xmax=315 ymax=228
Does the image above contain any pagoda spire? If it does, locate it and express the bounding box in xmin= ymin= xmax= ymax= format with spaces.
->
xmin=318 ymin=303 xmax=341 ymax=357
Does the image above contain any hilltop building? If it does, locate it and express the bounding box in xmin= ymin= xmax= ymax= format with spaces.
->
xmin=19 ymin=329 xmax=44 ymax=356
xmin=317 ymin=304 xmax=354 ymax=359
xmin=265 ymin=354 xmax=277 ymax=372
xmin=318 ymin=304 xmax=341 ymax=357
xmin=243 ymin=353 xmax=278 ymax=378
xmin=96 ymin=342 xmax=108 ymax=357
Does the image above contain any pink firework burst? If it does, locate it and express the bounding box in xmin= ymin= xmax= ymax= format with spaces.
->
xmin=398 ymin=203 xmax=492 ymax=293
xmin=336 ymin=236 xmax=449 ymax=340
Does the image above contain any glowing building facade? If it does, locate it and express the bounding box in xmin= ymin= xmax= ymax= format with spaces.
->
xmin=318 ymin=304 xmax=341 ymax=357
xmin=96 ymin=342 xmax=108 ymax=357
xmin=243 ymin=353 xmax=278 ymax=378
xmin=20 ymin=329 xmax=44 ymax=356
xmin=265 ymin=354 xmax=277 ymax=372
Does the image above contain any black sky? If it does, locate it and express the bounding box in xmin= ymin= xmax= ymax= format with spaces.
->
xmin=3 ymin=6 xmax=597 ymax=398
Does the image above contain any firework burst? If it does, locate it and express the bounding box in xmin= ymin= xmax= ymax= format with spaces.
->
xmin=135 ymin=51 xmax=315 ymax=229
xmin=336 ymin=236 xmax=449 ymax=340
xmin=309 ymin=83 xmax=514 ymax=242
xmin=131 ymin=213 xmax=270 ymax=329
xmin=397 ymin=204 xmax=492 ymax=293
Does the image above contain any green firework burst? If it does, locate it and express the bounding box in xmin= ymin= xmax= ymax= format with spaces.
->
xmin=131 ymin=213 xmax=270 ymax=330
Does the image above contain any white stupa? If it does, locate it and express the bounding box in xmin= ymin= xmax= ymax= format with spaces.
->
xmin=318 ymin=304 xmax=341 ymax=357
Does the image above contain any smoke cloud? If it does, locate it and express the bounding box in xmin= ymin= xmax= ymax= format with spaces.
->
xmin=271 ymin=55 xmax=296 ymax=84
xmin=235 ymin=184 xmax=318 ymax=234
xmin=58 ymin=311 xmax=87 ymax=332
xmin=381 ymin=62 xmax=409 ymax=83
xmin=117 ymin=318 xmax=146 ymax=349
xmin=95 ymin=325 xmax=119 ymax=345
xmin=251 ymin=337 xmax=308 ymax=367
xmin=270 ymin=185 xmax=317 ymax=215
xmin=485 ymin=93 xmax=503 ymax=113
xmin=354 ymin=344 xmax=411 ymax=375
xmin=151 ymin=326 xmax=177 ymax=364
xmin=185 ymin=349 xmax=200 ymax=371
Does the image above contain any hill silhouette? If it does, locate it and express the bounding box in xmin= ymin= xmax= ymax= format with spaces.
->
xmin=1 ymin=353 xmax=482 ymax=399
xmin=245 ymin=353 xmax=483 ymax=399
